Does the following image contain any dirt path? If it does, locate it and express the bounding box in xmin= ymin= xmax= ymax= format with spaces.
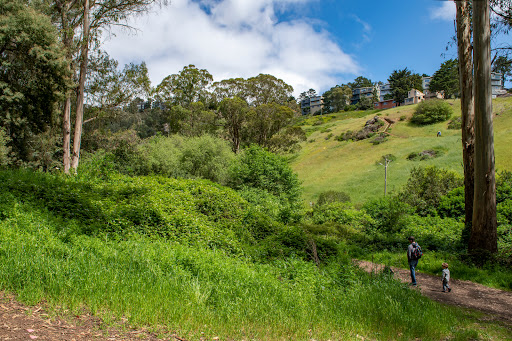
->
xmin=0 ymin=292 xmax=179 ymax=341
xmin=356 ymin=260 xmax=512 ymax=326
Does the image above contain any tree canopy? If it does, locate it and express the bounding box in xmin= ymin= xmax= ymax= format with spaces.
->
xmin=0 ymin=0 xmax=69 ymax=163
xmin=429 ymin=59 xmax=460 ymax=98
xmin=348 ymin=76 xmax=372 ymax=90
xmin=388 ymin=68 xmax=423 ymax=105
xmin=322 ymin=85 xmax=351 ymax=113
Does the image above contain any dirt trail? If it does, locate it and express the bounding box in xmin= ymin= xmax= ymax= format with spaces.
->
xmin=0 ymin=292 xmax=176 ymax=341
xmin=356 ymin=260 xmax=512 ymax=326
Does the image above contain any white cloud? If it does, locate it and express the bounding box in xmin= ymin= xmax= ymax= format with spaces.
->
xmin=429 ymin=1 xmax=456 ymax=21
xmin=101 ymin=0 xmax=359 ymax=96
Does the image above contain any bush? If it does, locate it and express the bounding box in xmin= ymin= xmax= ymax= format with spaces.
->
xmin=371 ymin=133 xmax=388 ymax=145
xmin=85 ymin=135 xmax=236 ymax=184
xmin=228 ymin=145 xmax=302 ymax=223
xmin=402 ymin=215 xmax=464 ymax=252
xmin=317 ymin=190 xmax=351 ymax=206
xmin=411 ymin=100 xmax=453 ymax=125
xmin=363 ymin=196 xmax=413 ymax=233
xmin=447 ymin=117 xmax=462 ymax=130
xmin=437 ymin=186 xmax=465 ymax=219
xmin=311 ymin=202 xmax=374 ymax=229
xmin=398 ymin=166 xmax=463 ymax=216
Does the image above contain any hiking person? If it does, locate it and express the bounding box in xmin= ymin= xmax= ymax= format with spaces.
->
xmin=442 ymin=262 xmax=451 ymax=292
xmin=407 ymin=236 xmax=422 ymax=286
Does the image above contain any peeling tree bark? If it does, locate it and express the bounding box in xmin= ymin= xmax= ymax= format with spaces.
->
xmin=71 ymin=0 xmax=90 ymax=172
xmin=469 ymin=0 xmax=498 ymax=254
xmin=455 ymin=1 xmax=475 ymax=245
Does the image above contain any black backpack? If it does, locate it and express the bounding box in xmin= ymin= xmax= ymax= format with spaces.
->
xmin=412 ymin=242 xmax=423 ymax=259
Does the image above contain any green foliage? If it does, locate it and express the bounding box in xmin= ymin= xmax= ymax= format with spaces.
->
xmin=348 ymin=76 xmax=373 ymax=90
xmin=322 ymin=85 xmax=352 ymax=113
xmin=428 ymin=59 xmax=460 ymax=99
xmin=363 ymin=197 xmax=413 ymax=233
xmin=156 ymin=64 xmax=213 ymax=107
xmin=411 ymin=100 xmax=453 ymax=125
xmin=317 ymin=190 xmax=351 ymax=206
xmin=401 ymin=215 xmax=464 ymax=252
xmin=388 ymin=68 xmax=423 ymax=104
xmin=228 ymin=145 xmax=302 ymax=222
xmin=0 ymin=127 xmax=11 ymax=166
xmin=267 ymin=126 xmax=306 ymax=153
xmin=399 ymin=166 xmax=463 ymax=216
xmin=311 ymin=202 xmax=374 ymax=229
xmin=437 ymin=187 xmax=465 ymax=219
xmin=89 ymin=135 xmax=235 ymax=185
xmin=0 ymin=0 xmax=69 ymax=163
xmin=447 ymin=117 xmax=462 ymax=129
xmin=357 ymin=96 xmax=373 ymax=110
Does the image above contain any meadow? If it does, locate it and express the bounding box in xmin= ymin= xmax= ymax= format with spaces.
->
xmin=291 ymin=97 xmax=512 ymax=205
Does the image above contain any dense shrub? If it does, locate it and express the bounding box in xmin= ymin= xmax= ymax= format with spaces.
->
xmin=398 ymin=166 xmax=462 ymax=216
xmin=317 ymin=190 xmax=351 ymax=206
xmin=362 ymin=196 xmax=413 ymax=233
xmin=83 ymin=135 xmax=235 ymax=184
xmin=410 ymin=100 xmax=453 ymax=125
xmin=401 ymin=215 xmax=464 ymax=252
xmin=437 ymin=186 xmax=465 ymax=219
xmin=228 ymin=145 xmax=302 ymax=223
xmin=447 ymin=117 xmax=462 ymax=130
xmin=311 ymin=202 xmax=374 ymax=229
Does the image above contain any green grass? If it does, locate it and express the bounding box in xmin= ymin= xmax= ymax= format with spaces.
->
xmin=0 ymin=169 xmax=505 ymax=340
xmin=0 ymin=203 xmax=473 ymax=341
xmin=291 ymin=97 xmax=512 ymax=205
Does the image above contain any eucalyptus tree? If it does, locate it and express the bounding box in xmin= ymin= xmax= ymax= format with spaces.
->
xmin=156 ymin=64 xmax=213 ymax=108
xmin=246 ymin=74 xmax=294 ymax=106
xmin=246 ymin=103 xmax=294 ymax=148
xmin=469 ymin=0 xmax=498 ymax=254
xmin=86 ymin=51 xmax=152 ymax=119
xmin=48 ymin=0 xmax=166 ymax=173
xmin=455 ymin=0 xmax=475 ymax=244
xmin=323 ymin=85 xmax=352 ymax=113
xmin=218 ymin=97 xmax=250 ymax=153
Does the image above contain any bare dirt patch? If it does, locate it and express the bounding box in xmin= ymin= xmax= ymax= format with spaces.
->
xmin=0 ymin=292 xmax=180 ymax=341
xmin=356 ymin=260 xmax=512 ymax=326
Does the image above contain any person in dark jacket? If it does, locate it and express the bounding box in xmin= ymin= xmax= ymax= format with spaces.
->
xmin=407 ymin=236 xmax=420 ymax=285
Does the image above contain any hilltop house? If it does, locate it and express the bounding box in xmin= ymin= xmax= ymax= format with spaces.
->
xmin=301 ymin=95 xmax=324 ymax=115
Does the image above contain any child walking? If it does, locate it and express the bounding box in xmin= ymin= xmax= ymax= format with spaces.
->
xmin=442 ymin=262 xmax=451 ymax=292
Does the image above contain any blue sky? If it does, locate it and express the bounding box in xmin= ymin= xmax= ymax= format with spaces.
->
xmin=103 ymin=0 xmax=462 ymax=97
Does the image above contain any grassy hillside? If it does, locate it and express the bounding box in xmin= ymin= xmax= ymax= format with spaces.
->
xmin=291 ymin=97 xmax=512 ymax=205
xmin=1 ymin=169 xmax=496 ymax=340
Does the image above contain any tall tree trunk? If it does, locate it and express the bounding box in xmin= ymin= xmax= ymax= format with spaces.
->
xmin=71 ymin=0 xmax=90 ymax=172
xmin=469 ymin=0 xmax=498 ymax=254
xmin=58 ymin=1 xmax=73 ymax=174
xmin=455 ymin=0 xmax=475 ymax=245
xmin=63 ymin=96 xmax=71 ymax=173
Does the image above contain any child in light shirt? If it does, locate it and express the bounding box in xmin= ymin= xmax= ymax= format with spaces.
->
xmin=442 ymin=262 xmax=451 ymax=292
